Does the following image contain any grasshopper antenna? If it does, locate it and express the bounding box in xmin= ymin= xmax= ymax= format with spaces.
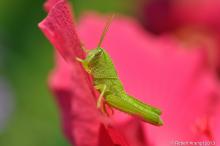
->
xmin=97 ymin=14 xmax=115 ymax=48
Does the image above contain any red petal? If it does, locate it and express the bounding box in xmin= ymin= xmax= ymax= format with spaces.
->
xmin=116 ymin=119 xmax=147 ymax=146
xmin=39 ymin=0 xmax=83 ymax=62
xmin=39 ymin=1 xmax=102 ymax=145
xmin=98 ymin=124 xmax=130 ymax=146
xmin=49 ymin=51 xmax=102 ymax=146
xmin=44 ymin=0 xmax=61 ymax=12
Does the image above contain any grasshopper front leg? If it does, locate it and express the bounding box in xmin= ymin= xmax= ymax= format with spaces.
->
xmin=76 ymin=57 xmax=91 ymax=74
xmin=95 ymin=84 xmax=107 ymax=108
xmin=95 ymin=84 xmax=114 ymax=116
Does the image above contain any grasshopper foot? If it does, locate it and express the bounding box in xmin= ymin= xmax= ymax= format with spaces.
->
xmin=76 ymin=57 xmax=91 ymax=73
xmin=76 ymin=57 xmax=84 ymax=62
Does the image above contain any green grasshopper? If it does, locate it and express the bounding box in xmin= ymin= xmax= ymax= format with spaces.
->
xmin=76 ymin=15 xmax=163 ymax=126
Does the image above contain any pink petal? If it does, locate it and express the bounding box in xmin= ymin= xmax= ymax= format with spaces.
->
xmin=140 ymin=0 xmax=220 ymax=72
xmin=172 ymin=0 xmax=220 ymax=31
xmin=140 ymin=0 xmax=220 ymax=33
xmin=213 ymin=105 xmax=220 ymax=144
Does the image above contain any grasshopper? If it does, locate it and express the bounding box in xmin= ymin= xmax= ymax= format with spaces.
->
xmin=76 ymin=15 xmax=163 ymax=126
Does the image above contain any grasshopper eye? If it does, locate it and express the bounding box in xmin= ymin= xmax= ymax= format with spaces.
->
xmin=95 ymin=48 xmax=103 ymax=56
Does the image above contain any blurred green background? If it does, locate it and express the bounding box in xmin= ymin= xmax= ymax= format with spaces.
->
xmin=0 ymin=0 xmax=135 ymax=146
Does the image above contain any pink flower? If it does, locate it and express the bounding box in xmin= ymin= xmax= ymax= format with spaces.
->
xmin=39 ymin=0 xmax=220 ymax=145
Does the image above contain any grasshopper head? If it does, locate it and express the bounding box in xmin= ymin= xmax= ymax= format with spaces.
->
xmin=85 ymin=47 xmax=104 ymax=62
